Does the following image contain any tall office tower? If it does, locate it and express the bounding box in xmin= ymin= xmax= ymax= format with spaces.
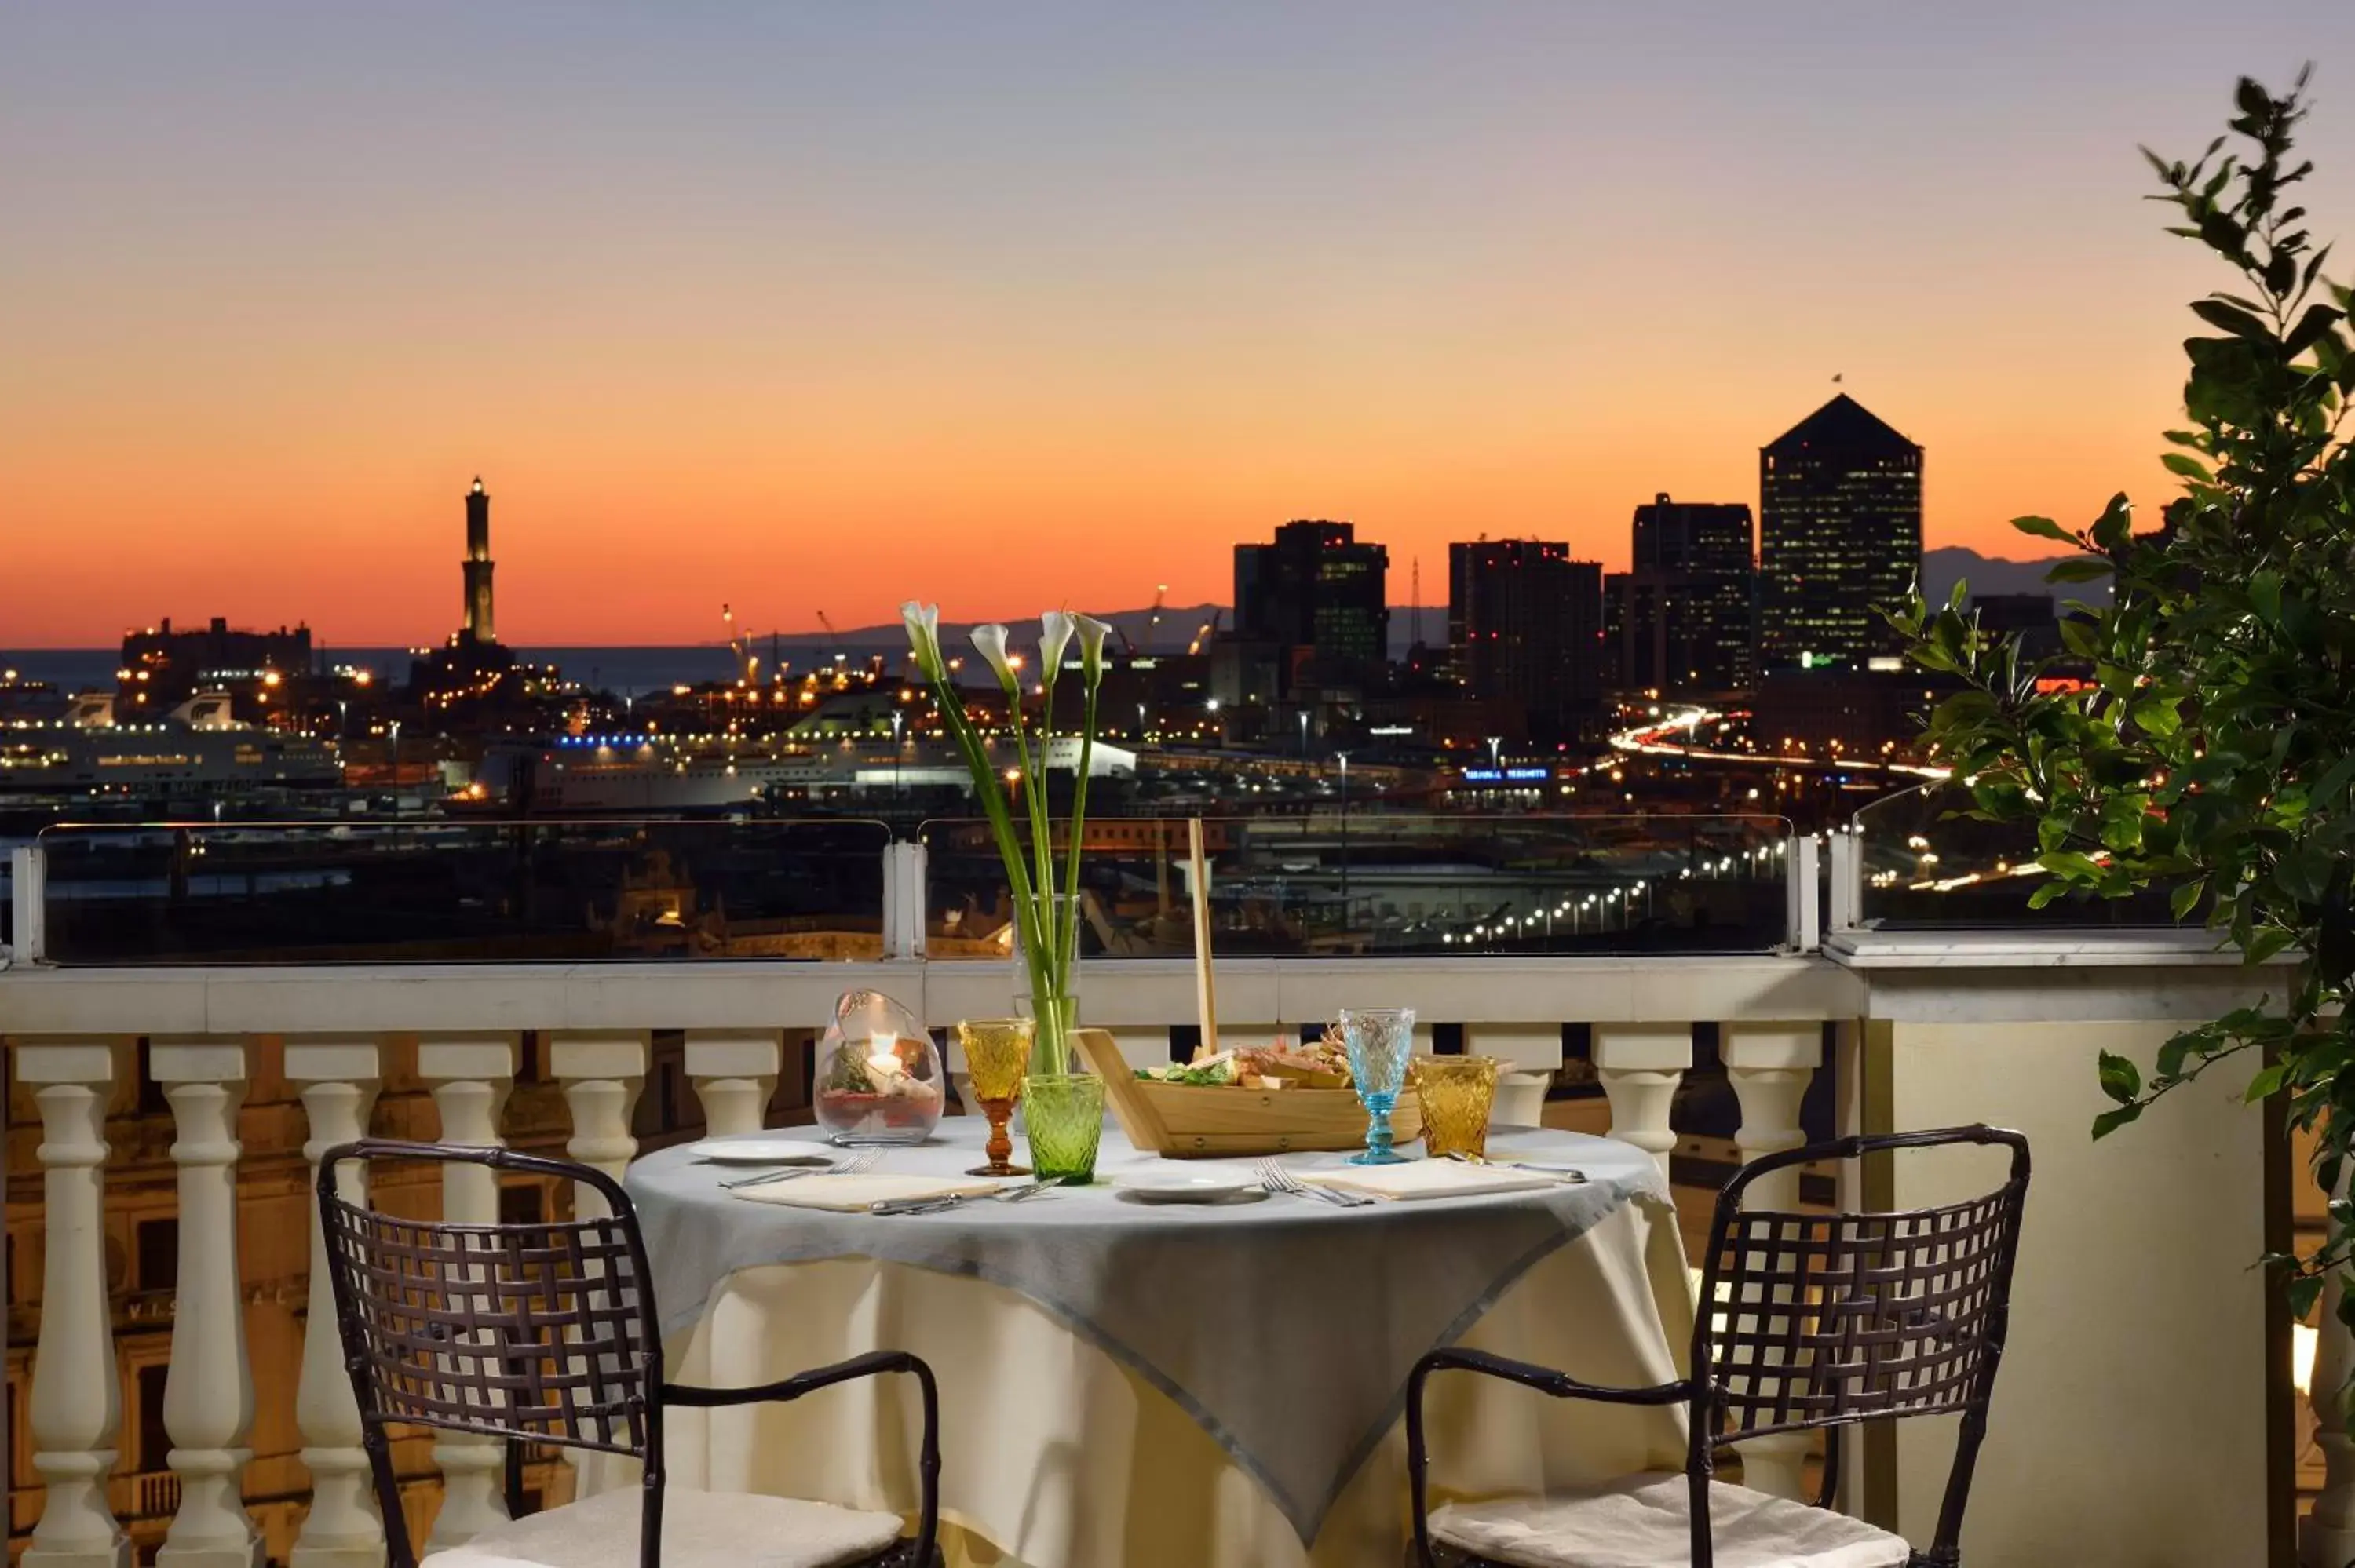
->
xmin=462 ymin=476 xmax=496 ymax=644
xmin=1231 ymin=520 xmax=1389 ymax=692
xmin=1758 ymin=395 xmax=1922 ymax=672
xmin=1607 ymin=494 xmax=1757 ymax=692
xmin=1449 ymin=539 xmax=1605 ymax=738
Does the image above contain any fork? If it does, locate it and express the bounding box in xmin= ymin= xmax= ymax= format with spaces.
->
xmin=1255 ymin=1158 xmax=1371 ymax=1208
xmin=722 ymin=1148 xmax=882 ymax=1191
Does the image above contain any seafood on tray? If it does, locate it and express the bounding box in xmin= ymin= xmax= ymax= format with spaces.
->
xmin=1135 ymin=1033 xmax=1353 ymax=1092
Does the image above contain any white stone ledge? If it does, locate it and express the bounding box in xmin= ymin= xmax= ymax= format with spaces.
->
xmin=1824 ymin=926 xmax=2262 ymax=969
xmin=0 ymin=954 xmax=1864 ymax=1037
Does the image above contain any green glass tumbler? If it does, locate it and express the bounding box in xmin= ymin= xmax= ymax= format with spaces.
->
xmin=1022 ymin=1073 xmax=1105 ymax=1184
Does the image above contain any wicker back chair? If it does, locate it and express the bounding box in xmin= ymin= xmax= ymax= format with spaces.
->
xmin=1409 ymin=1125 xmax=2030 ymax=1568
xmin=318 ymin=1139 xmax=939 ymax=1568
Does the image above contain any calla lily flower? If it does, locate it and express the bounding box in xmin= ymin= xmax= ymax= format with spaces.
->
xmin=971 ymin=623 xmax=1020 ymax=693
xmin=1075 ymin=614 xmax=1114 ymax=688
xmin=901 ymin=602 xmax=944 ymax=680
xmin=1039 ymin=611 xmax=1076 ymax=680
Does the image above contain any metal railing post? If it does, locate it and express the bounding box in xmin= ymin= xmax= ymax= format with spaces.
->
xmin=882 ymin=840 xmax=928 ymax=960
xmin=11 ymin=841 xmax=47 ymax=965
xmin=1826 ymin=826 xmax=1861 ymax=934
xmin=1784 ymin=833 xmax=1820 ymax=954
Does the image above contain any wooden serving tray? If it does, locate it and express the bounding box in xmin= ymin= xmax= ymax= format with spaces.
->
xmin=1076 ymin=1028 xmax=1422 ymax=1159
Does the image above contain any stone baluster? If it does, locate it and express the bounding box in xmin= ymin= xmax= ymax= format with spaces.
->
xmin=553 ymin=1033 xmax=648 ymax=1205
xmin=417 ymin=1034 xmax=520 ymax=1550
xmin=1722 ymin=1023 xmax=1824 ymax=1502
xmin=552 ymin=1033 xmax=648 ymax=1497
xmin=685 ymin=1031 xmax=780 ymax=1137
xmin=19 ymin=1042 xmax=133 ymax=1568
xmin=2304 ymin=1165 xmax=2355 ymax=1567
xmin=287 ymin=1041 xmax=386 ymax=1568
xmin=151 ymin=1040 xmax=264 ymax=1568
xmin=1591 ymin=1023 xmax=1691 ymax=1181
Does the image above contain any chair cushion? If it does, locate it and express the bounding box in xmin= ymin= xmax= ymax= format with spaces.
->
xmin=422 ymin=1483 xmax=903 ymax=1568
xmin=1432 ymin=1472 xmax=1911 ymax=1568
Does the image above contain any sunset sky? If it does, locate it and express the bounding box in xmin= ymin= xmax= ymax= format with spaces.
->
xmin=6 ymin=3 xmax=2353 ymax=648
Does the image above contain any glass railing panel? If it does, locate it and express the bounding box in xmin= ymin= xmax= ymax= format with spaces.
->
xmin=917 ymin=812 xmax=1795 ymax=959
xmin=1851 ymin=784 xmax=2182 ymax=929
xmin=36 ymin=818 xmax=892 ymax=965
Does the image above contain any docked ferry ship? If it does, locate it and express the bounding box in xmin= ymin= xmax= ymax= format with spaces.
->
xmin=0 ymin=692 xmax=341 ymax=798
xmin=472 ymin=739 xmax=819 ymax=812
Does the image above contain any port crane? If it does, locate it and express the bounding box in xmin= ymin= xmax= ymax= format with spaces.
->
xmin=1187 ymin=608 xmax=1223 ymax=656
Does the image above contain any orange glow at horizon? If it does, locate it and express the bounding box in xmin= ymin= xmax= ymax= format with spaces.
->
xmin=5 ymin=5 xmax=2350 ymax=648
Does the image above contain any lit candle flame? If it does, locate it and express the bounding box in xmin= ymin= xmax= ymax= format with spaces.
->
xmin=866 ymin=1031 xmax=904 ymax=1078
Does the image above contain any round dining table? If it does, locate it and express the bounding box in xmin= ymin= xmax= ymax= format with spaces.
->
xmin=619 ymin=1117 xmax=1695 ymax=1568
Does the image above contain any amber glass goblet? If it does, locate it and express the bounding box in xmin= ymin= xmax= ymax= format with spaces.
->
xmin=958 ymin=1019 xmax=1035 ymax=1176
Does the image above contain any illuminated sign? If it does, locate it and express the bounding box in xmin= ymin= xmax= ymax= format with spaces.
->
xmin=1462 ymin=766 xmax=1550 ymax=783
xmin=1368 ymin=725 xmax=1415 ymax=736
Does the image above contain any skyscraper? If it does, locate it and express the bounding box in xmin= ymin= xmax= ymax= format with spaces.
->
xmin=1449 ymin=539 xmax=1605 ymax=739
xmin=462 ymin=476 xmax=495 ymax=644
xmin=1758 ymin=395 xmax=1922 ymax=672
xmin=1606 ymin=494 xmax=1756 ymax=693
xmin=1231 ymin=520 xmax=1389 ymax=695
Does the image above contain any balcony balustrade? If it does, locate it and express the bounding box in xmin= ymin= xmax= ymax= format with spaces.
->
xmin=0 ymin=826 xmax=2309 ymax=1567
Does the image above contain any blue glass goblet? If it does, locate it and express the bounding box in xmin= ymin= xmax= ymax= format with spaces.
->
xmin=1339 ymin=1006 xmax=1417 ymax=1165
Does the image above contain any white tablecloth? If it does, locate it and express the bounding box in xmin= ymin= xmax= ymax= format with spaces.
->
xmin=623 ymin=1121 xmax=1694 ymax=1568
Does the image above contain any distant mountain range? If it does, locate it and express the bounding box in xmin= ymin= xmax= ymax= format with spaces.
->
xmin=1922 ymin=545 xmax=2104 ymax=606
xmin=748 ymin=547 xmax=2095 ymax=666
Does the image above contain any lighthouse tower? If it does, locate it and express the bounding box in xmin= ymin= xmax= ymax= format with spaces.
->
xmin=462 ymin=476 xmax=495 ymax=644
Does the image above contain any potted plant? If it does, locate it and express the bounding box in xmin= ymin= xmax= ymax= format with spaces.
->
xmin=1893 ymin=73 xmax=2353 ymax=1380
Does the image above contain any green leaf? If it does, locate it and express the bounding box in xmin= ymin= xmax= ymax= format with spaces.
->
xmin=2093 ymin=1104 xmax=2145 ymax=1139
xmin=2289 ymin=1274 xmax=2327 ymax=1320
xmin=2160 ymin=452 xmax=2212 ymax=480
xmin=2286 ymin=304 xmax=2345 ymax=358
xmin=2249 ymin=571 xmax=2284 ymax=625
xmin=2171 ymin=878 xmax=2208 ymax=921
xmin=2191 ymin=297 xmax=2271 ymax=340
xmin=2244 ymin=1062 xmax=2289 ymax=1102
xmin=2046 ymin=557 xmax=2114 ymax=584
xmin=2010 ymin=515 xmax=2079 ymax=545
xmin=2247 ymin=927 xmax=2296 ymax=965
xmin=2098 ymin=1050 xmax=2143 ymax=1104
xmin=2090 ymin=494 xmax=2135 ymax=553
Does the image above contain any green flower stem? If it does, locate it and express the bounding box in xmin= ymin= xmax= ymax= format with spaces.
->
xmin=1062 ymin=680 xmax=1099 ymax=982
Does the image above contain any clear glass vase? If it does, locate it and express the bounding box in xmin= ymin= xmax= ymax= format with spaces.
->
xmin=1013 ymin=892 xmax=1083 ymax=1077
xmin=1022 ymin=1071 xmax=1104 ymax=1183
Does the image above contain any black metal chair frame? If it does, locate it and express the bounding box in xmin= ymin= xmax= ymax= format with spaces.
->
xmin=316 ymin=1138 xmax=941 ymax=1568
xmin=1408 ymin=1125 xmax=2031 ymax=1568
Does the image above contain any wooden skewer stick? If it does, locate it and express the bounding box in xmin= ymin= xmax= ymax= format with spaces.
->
xmin=1188 ymin=816 xmax=1219 ymax=1061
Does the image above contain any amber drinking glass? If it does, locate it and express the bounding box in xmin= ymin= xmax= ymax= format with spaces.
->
xmin=1412 ymin=1055 xmax=1503 ymax=1160
xmin=957 ymin=1019 xmax=1035 ymax=1176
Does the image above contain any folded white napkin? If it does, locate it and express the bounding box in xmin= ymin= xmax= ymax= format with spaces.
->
xmin=728 ymin=1172 xmax=1001 ymax=1213
xmin=1300 ymin=1160 xmax=1564 ymax=1202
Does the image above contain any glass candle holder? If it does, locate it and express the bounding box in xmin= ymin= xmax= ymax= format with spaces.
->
xmin=814 ymin=989 xmax=944 ymax=1146
xmin=957 ymin=1019 xmax=1034 ymax=1176
xmin=1338 ymin=1006 xmax=1417 ymax=1165
xmin=1412 ymin=1055 xmax=1503 ymax=1160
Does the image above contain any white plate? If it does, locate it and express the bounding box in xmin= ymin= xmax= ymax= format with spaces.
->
xmin=685 ymin=1137 xmax=838 ymax=1166
xmin=1112 ymin=1165 xmax=1265 ymax=1203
